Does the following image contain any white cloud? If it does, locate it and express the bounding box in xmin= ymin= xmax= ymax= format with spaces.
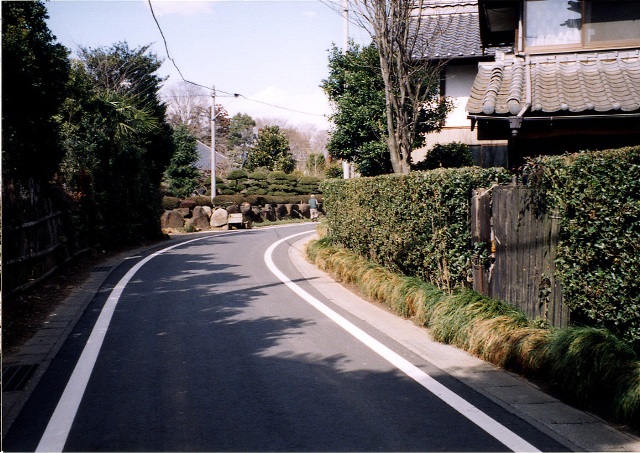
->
xmin=150 ymin=1 xmax=215 ymax=17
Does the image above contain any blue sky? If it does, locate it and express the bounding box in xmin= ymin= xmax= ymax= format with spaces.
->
xmin=45 ymin=0 xmax=372 ymax=129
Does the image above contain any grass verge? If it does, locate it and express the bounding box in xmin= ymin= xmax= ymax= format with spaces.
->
xmin=306 ymin=237 xmax=640 ymax=430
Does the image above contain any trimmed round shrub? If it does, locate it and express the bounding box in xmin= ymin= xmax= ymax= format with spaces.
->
xmin=227 ymin=169 xmax=249 ymax=180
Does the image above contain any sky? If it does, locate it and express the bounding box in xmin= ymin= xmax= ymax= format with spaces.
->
xmin=45 ymin=0 xmax=372 ymax=130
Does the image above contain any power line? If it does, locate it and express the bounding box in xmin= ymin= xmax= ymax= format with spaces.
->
xmin=147 ymin=0 xmax=328 ymax=118
xmin=146 ymin=0 xmax=234 ymax=96
xmin=238 ymin=95 xmax=327 ymax=118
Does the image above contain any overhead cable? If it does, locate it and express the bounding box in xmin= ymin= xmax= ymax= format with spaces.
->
xmin=147 ymin=0 xmax=326 ymax=117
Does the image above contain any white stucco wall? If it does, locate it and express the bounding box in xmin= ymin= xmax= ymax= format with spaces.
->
xmin=442 ymin=64 xmax=478 ymax=128
xmin=412 ymin=63 xmax=507 ymax=164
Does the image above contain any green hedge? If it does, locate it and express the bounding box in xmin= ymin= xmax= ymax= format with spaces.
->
xmin=320 ymin=167 xmax=511 ymax=291
xmin=524 ymin=146 xmax=640 ymax=350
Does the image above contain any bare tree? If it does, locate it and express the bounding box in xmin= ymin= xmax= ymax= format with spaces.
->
xmin=163 ymin=81 xmax=210 ymax=140
xmin=324 ymin=0 xmax=450 ymax=174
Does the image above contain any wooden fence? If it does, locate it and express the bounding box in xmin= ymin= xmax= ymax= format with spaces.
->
xmin=471 ymin=186 xmax=569 ymax=327
xmin=3 ymin=179 xmax=90 ymax=295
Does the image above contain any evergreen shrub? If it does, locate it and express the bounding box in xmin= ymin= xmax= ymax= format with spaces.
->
xmin=227 ymin=169 xmax=248 ymax=180
xmin=412 ymin=142 xmax=474 ymax=170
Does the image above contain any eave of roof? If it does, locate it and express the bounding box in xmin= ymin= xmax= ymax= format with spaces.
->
xmin=466 ymin=50 xmax=640 ymax=117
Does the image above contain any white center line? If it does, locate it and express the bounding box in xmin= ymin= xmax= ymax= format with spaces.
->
xmin=265 ymin=231 xmax=541 ymax=453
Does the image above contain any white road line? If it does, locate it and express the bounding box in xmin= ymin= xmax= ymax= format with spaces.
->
xmin=36 ymin=236 xmax=210 ymax=453
xmin=265 ymin=231 xmax=541 ymax=453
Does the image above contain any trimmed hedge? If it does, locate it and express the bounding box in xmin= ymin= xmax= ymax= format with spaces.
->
xmin=320 ymin=167 xmax=511 ymax=291
xmin=524 ymin=146 xmax=640 ymax=350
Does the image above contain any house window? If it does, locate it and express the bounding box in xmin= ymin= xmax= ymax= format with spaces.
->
xmin=525 ymin=0 xmax=640 ymax=49
xmin=584 ymin=2 xmax=640 ymax=43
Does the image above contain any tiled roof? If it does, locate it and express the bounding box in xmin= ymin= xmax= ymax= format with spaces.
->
xmin=418 ymin=12 xmax=486 ymax=59
xmin=412 ymin=0 xmax=490 ymax=59
xmin=466 ymin=50 xmax=640 ymax=116
xmin=195 ymin=140 xmax=227 ymax=171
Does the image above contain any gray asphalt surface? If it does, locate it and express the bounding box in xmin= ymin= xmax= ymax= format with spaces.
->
xmin=3 ymin=223 xmax=639 ymax=452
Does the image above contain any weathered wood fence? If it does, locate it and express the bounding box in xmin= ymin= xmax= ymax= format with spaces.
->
xmin=3 ymin=179 xmax=91 ymax=295
xmin=471 ymin=186 xmax=569 ymax=327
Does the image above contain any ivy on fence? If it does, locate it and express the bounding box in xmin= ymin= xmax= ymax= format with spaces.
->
xmin=524 ymin=146 xmax=640 ymax=350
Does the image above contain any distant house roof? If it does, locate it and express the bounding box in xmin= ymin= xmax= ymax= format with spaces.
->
xmin=467 ymin=50 xmax=640 ymax=116
xmin=414 ymin=0 xmax=497 ymax=60
xmin=195 ymin=140 xmax=227 ymax=171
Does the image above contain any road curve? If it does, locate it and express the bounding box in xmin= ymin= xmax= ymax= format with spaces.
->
xmin=5 ymin=224 xmax=568 ymax=452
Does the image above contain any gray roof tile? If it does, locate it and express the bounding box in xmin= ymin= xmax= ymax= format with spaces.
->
xmin=467 ymin=50 xmax=640 ymax=115
xmin=412 ymin=0 xmax=490 ymax=59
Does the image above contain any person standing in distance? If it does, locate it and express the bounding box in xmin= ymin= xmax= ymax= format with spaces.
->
xmin=309 ymin=195 xmax=319 ymax=222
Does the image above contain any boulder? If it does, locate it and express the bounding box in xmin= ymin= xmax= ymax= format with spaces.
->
xmin=275 ymin=204 xmax=288 ymax=219
xmin=261 ymin=204 xmax=276 ymax=222
xmin=193 ymin=206 xmax=210 ymax=219
xmin=175 ymin=207 xmax=191 ymax=218
xmin=161 ymin=210 xmax=185 ymax=229
xmin=251 ymin=206 xmax=262 ymax=222
xmin=190 ymin=207 xmax=211 ymax=230
xmin=210 ymin=208 xmax=229 ymax=228
xmin=290 ymin=204 xmax=302 ymax=218
xmin=240 ymin=202 xmax=252 ymax=214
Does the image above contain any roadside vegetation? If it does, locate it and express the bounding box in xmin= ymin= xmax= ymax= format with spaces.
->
xmin=311 ymin=145 xmax=640 ymax=430
xmin=306 ymin=233 xmax=640 ymax=429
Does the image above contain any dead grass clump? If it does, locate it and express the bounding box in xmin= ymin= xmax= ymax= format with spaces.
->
xmin=304 ymin=238 xmax=640 ymax=429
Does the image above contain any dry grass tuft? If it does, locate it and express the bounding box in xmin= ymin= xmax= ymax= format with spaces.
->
xmin=305 ymin=238 xmax=640 ymax=429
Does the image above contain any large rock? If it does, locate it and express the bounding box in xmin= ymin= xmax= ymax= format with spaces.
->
xmin=210 ymin=208 xmax=229 ymax=228
xmin=193 ymin=205 xmax=210 ymax=218
xmin=261 ymin=204 xmax=275 ymax=222
xmin=251 ymin=206 xmax=262 ymax=222
xmin=290 ymin=204 xmax=302 ymax=218
xmin=275 ymin=204 xmax=288 ymax=220
xmin=175 ymin=207 xmax=191 ymax=218
xmin=161 ymin=210 xmax=185 ymax=229
xmin=240 ymin=202 xmax=252 ymax=214
xmin=190 ymin=207 xmax=211 ymax=230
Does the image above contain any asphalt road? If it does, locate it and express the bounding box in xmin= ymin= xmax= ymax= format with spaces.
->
xmin=4 ymin=224 xmax=569 ymax=452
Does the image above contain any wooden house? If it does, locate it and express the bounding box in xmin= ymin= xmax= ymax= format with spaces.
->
xmin=466 ymin=0 xmax=640 ymax=168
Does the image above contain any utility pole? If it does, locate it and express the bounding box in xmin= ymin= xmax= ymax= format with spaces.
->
xmin=211 ymin=86 xmax=216 ymax=203
xmin=342 ymin=0 xmax=352 ymax=179
xmin=343 ymin=0 xmax=349 ymax=52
